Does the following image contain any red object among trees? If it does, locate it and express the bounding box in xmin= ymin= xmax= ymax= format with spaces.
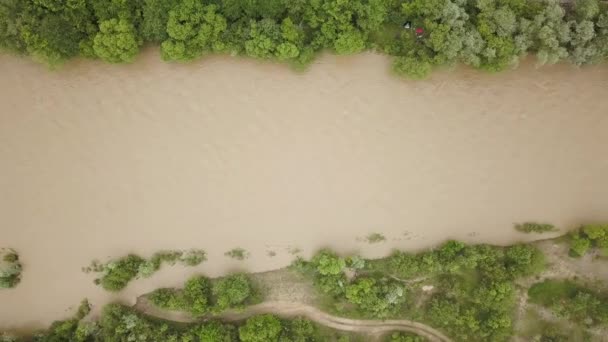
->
xmin=415 ymin=28 xmax=424 ymax=35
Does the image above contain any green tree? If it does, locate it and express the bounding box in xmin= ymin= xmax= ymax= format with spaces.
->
xmin=161 ymin=0 xmax=226 ymax=61
xmin=311 ymin=250 xmax=346 ymax=276
xmin=141 ymin=0 xmax=177 ymax=42
xmin=193 ymin=321 xmax=235 ymax=342
xmin=239 ymin=314 xmax=282 ymax=342
xmin=212 ymin=273 xmax=252 ymax=311
xmin=99 ymin=254 xmax=145 ymax=291
xmin=183 ymin=276 xmax=211 ymax=315
xmin=570 ymin=233 xmax=591 ymax=257
xmin=93 ymin=18 xmax=140 ymax=63
xmin=393 ymin=56 xmax=432 ymax=79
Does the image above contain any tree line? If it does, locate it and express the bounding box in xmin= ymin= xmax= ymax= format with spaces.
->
xmin=148 ymin=273 xmax=260 ymax=315
xmin=0 ymin=300 xmax=420 ymax=342
xmin=0 ymin=0 xmax=607 ymax=77
xmin=84 ymin=249 xmax=207 ymax=292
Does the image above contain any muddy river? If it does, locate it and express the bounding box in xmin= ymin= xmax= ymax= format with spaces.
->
xmin=1 ymin=51 xmax=608 ymax=329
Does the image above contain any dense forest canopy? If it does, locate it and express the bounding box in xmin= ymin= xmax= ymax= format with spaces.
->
xmin=0 ymin=0 xmax=607 ymax=75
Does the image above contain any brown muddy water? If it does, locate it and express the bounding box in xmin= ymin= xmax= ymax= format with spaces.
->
xmin=1 ymin=50 xmax=608 ymax=329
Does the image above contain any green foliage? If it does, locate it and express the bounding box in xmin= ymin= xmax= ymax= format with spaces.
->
xmin=515 ymin=222 xmax=557 ymax=233
xmin=89 ymin=249 xmax=206 ymax=291
xmin=141 ymin=0 xmax=176 ymax=42
xmin=161 ymin=1 xmax=227 ymax=61
xmin=311 ymin=250 xmax=346 ymax=276
xmin=0 ymin=248 xmax=21 ymax=289
xmin=2 ymin=0 xmax=608 ymax=76
xmin=529 ymin=279 xmax=608 ymax=326
xmin=569 ymin=224 xmax=608 ymax=256
xmin=93 ymin=18 xmax=140 ymax=63
xmin=366 ymin=233 xmax=386 ymax=243
xmin=386 ymin=332 xmax=427 ymax=342
xmin=239 ymin=314 xmax=282 ymax=342
xmin=345 ymin=277 xmax=407 ymax=317
xmin=212 ymin=273 xmax=253 ymax=311
xmin=298 ymin=240 xmax=547 ymax=340
xmin=393 ymin=56 xmax=432 ymax=80
xmin=98 ymin=254 xmax=145 ymax=291
xmin=150 ymin=273 xmax=255 ymax=314
xmin=225 ymin=247 xmax=249 ymax=260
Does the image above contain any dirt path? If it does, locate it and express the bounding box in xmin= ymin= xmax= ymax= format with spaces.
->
xmin=135 ymin=297 xmax=452 ymax=342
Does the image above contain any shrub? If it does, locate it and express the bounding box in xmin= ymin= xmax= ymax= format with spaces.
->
xmin=0 ymin=249 xmax=21 ymax=289
xmin=569 ymin=233 xmax=592 ymax=257
xmin=99 ymin=254 xmax=145 ymax=291
xmin=387 ymin=332 xmax=427 ymax=342
xmin=366 ymin=233 xmax=387 ymax=243
xmin=311 ymin=250 xmax=346 ymax=276
xmin=239 ymin=314 xmax=282 ymax=342
xmin=515 ymin=222 xmax=556 ymax=233
xmin=212 ymin=273 xmax=253 ymax=311
xmin=529 ymin=280 xmax=608 ymax=326
xmin=225 ymin=248 xmax=249 ymax=260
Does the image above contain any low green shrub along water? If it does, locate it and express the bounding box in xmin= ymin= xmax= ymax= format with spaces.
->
xmin=1 ymin=0 xmax=608 ymax=77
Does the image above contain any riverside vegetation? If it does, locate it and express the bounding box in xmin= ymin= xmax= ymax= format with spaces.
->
xmin=84 ymin=249 xmax=206 ymax=291
xmin=0 ymin=249 xmax=21 ymax=289
xmin=1 ymin=0 xmax=608 ymax=78
xmin=2 ymin=223 xmax=608 ymax=341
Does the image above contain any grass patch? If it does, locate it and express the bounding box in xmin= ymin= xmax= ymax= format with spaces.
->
xmin=366 ymin=233 xmax=386 ymax=243
xmin=515 ymin=222 xmax=556 ymax=233
xmin=225 ymin=248 xmax=249 ymax=260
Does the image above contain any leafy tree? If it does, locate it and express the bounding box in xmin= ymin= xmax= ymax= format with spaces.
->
xmin=345 ymin=277 xmax=406 ymax=317
xmin=0 ymin=0 xmax=26 ymax=54
xmin=93 ymin=18 xmax=140 ymax=63
xmin=212 ymin=273 xmax=253 ymax=310
xmin=311 ymin=250 xmax=346 ymax=276
xmin=239 ymin=314 xmax=282 ymax=342
xmin=183 ymin=276 xmax=212 ymax=315
xmin=161 ymin=0 xmax=226 ymax=61
xmin=141 ymin=0 xmax=177 ymax=42
xmin=192 ymin=321 xmax=235 ymax=342
xmin=393 ymin=56 xmax=432 ymax=80
xmin=569 ymin=233 xmax=591 ymax=257
xmin=282 ymin=318 xmax=316 ymax=342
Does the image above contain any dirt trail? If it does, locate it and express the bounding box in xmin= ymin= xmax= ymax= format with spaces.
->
xmin=135 ymin=297 xmax=452 ymax=342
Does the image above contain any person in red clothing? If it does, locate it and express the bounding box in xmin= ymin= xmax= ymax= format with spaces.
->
xmin=415 ymin=27 xmax=424 ymax=38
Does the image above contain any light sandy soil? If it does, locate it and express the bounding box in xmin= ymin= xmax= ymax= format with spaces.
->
xmin=1 ymin=50 xmax=608 ymax=329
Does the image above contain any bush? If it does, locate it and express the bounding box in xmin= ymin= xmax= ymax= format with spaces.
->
xmin=224 ymin=248 xmax=249 ymax=260
xmin=529 ymin=280 xmax=608 ymax=326
xmin=386 ymin=332 xmax=427 ymax=342
xmin=212 ymin=273 xmax=253 ymax=311
xmin=569 ymin=233 xmax=592 ymax=257
xmin=99 ymin=254 xmax=145 ymax=291
xmin=90 ymin=249 xmax=206 ymax=291
xmin=0 ymin=249 xmax=21 ymax=289
xmin=239 ymin=314 xmax=282 ymax=342
xmin=515 ymin=222 xmax=556 ymax=233
xmin=311 ymin=250 xmax=346 ymax=276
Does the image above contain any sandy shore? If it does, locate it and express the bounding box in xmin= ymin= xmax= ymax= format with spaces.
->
xmin=1 ymin=51 xmax=607 ymax=329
